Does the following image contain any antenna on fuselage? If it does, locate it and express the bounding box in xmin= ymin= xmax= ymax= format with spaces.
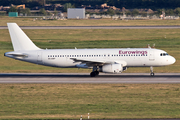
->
xmin=146 ymin=44 xmax=155 ymax=49
xmin=147 ymin=44 xmax=151 ymax=48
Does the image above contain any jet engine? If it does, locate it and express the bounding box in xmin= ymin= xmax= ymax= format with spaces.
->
xmin=99 ymin=63 xmax=123 ymax=73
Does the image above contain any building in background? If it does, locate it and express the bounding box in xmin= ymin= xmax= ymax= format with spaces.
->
xmin=67 ymin=8 xmax=85 ymax=19
xmin=9 ymin=12 xmax=18 ymax=17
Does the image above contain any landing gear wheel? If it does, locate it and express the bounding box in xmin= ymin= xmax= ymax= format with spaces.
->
xmin=90 ymin=66 xmax=99 ymax=77
xmin=90 ymin=72 xmax=96 ymax=77
xmin=150 ymin=72 xmax=154 ymax=76
xmin=90 ymin=71 xmax=99 ymax=77
xmin=95 ymin=71 xmax=99 ymax=75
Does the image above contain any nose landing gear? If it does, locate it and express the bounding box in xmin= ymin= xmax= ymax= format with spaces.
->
xmin=150 ymin=66 xmax=154 ymax=76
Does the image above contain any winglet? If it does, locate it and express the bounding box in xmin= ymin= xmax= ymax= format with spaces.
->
xmin=7 ymin=23 xmax=41 ymax=51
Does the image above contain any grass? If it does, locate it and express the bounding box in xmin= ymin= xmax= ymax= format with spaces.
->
xmin=3 ymin=29 xmax=180 ymax=48
xmin=1 ymin=16 xmax=180 ymax=26
xmin=1 ymin=28 xmax=180 ymax=73
xmin=0 ymin=84 xmax=180 ymax=119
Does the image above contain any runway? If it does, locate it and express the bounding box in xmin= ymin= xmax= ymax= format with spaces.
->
xmin=1 ymin=26 xmax=180 ymax=29
xmin=0 ymin=73 xmax=180 ymax=84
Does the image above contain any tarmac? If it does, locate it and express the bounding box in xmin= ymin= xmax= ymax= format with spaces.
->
xmin=1 ymin=26 xmax=180 ymax=29
xmin=0 ymin=73 xmax=180 ymax=84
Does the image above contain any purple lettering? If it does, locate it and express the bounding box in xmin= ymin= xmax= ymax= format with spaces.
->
xmin=119 ymin=50 xmax=148 ymax=55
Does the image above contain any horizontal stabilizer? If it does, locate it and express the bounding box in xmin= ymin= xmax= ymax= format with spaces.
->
xmin=4 ymin=52 xmax=28 ymax=58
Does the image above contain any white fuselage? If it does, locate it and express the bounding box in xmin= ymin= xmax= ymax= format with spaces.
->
xmin=5 ymin=48 xmax=176 ymax=68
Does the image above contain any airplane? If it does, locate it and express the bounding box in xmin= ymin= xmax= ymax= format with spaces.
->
xmin=4 ymin=23 xmax=176 ymax=77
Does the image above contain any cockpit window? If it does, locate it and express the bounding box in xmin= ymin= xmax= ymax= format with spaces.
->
xmin=160 ymin=53 xmax=168 ymax=56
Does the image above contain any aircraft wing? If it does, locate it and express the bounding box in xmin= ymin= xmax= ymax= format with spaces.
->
xmin=70 ymin=58 xmax=127 ymax=67
xmin=70 ymin=58 xmax=108 ymax=66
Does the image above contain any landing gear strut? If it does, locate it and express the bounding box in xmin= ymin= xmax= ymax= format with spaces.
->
xmin=150 ymin=66 xmax=154 ymax=76
xmin=90 ymin=66 xmax=99 ymax=77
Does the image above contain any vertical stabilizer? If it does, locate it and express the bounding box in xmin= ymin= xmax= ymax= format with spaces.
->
xmin=7 ymin=23 xmax=41 ymax=51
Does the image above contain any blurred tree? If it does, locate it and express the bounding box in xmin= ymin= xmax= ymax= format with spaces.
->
xmin=157 ymin=9 xmax=165 ymax=15
xmin=39 ymin=8 xmax=46 ymax=15
xmin=125 ymin=10 xmax=131 ymax=16
xmin=36 ymin=0 xmax=44 ymax=6
xmin=107 ymin=8 xmax=115 ymax=15
xmin=63 ymin=3 xmax=74 ymax=12
xmin=8 ymin=6 xmax=18 ymax=12
xmin=54 ymin=8 xmax=57 ymax=15
xmin=20 ymin=8 xmax=31 ymax=15
xmin=175 ymin=7 xmax=180 ymax=15
xmin=165 ymin=9 xmax=174 ymax=16
xmin=132 ymin=9 xmax=139 ymax=16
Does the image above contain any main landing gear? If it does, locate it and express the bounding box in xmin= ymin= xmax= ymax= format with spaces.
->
xmin=90 ymin=66 xmax=99 ymax=77
xmin=150 ymin=66 xmax=154 ymax=76
xmin=90 ymin=71 xmax=99 ymax=77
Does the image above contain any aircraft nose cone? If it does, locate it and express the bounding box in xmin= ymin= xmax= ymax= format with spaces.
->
xmin=168 ymin=56 xmax=176 ymax=65
xmin=171 ymin=56 xmax=176 ymax=64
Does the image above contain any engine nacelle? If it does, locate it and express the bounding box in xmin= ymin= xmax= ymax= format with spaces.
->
xmin=100 ymin=63 xmax=123 ymax=73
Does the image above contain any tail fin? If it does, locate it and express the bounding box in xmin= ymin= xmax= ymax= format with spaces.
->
xmin=7 ymin=23 xmax=41 ymax=51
